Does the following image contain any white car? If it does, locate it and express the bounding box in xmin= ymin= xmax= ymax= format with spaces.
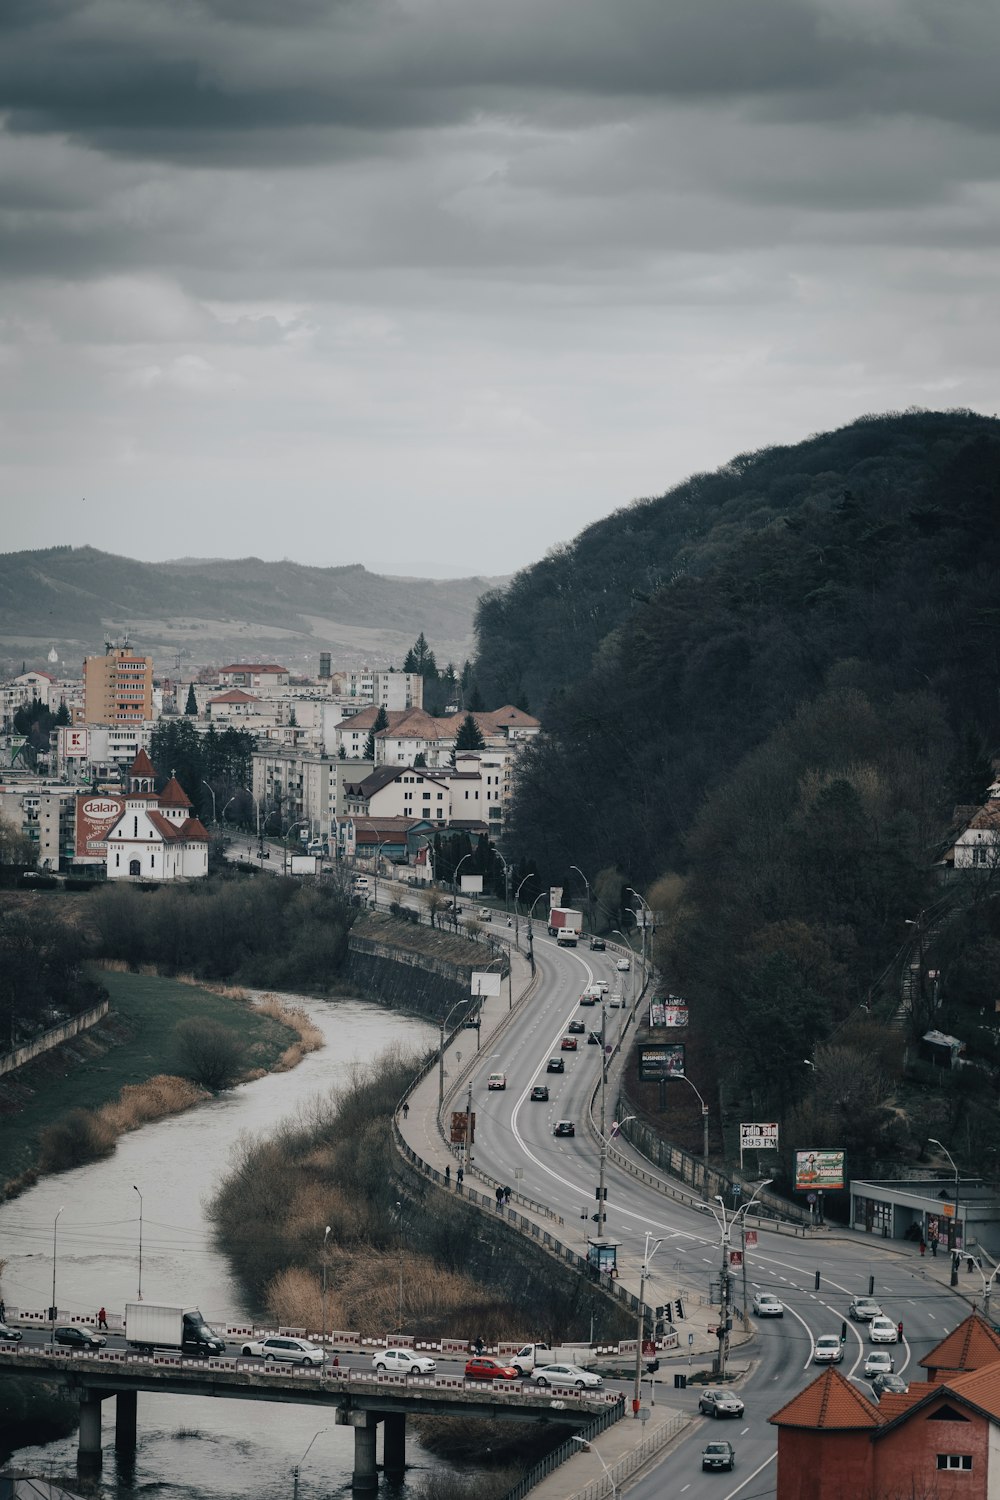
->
xmin=532 ymin=1364 xmax=603 ymax=1389
xmin=487 ymin=1072 xmax=507 ymax=1090
xmin=752 ymin=1292 xmax=784 ymax=1318
xmin=870 ymin=1317 xmax=899 ymax=1344
xmin=813 ymin=1334 xmax=844 ymax=1364
xmin=616 ymin=958 xmax=631 ymax=971
xmin=608 ymin=993 xmax=624 ymax=1007
xmin=240 ymin=1335 xmax=326 ymax=1366
xmin=372 ymin=1347 xmax=436 ymax=1375
xmin=864 ymin=1350 xmax=894 ymax=1378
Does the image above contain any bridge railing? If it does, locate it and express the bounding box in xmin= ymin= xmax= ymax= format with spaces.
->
xmin=500 ymin=1398 xmax=628 ymax=1500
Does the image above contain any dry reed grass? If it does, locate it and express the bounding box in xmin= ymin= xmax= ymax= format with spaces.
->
xmin=252 ymin=994 xmax=323 ymax=1071
xmin=95 ymin=959 xmax=159 ymax=975
xmin=98 ymin=1074 xmax=208 ymax=1134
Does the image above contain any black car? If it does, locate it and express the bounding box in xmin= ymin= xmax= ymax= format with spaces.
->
xmin=589 ymin=937 xmax=606 ymax=951
xmin=54 ymin=1325 xmax=106 ymax=1350
xmin=587 ymin=1031 xmax=601 ymax=1045
xmin=702 ymin=1440 xmax=736 ymax=1472
xmin=0 ymin=1322 xmax=23 ymax=1343
xmin=530 ymin=1085 xmax=549 ymax=1101
xmin=553 ymin=1121 xmax=575 ymax=1137
xmin=568 ymin=1019 xmax=586 ymax=1034
xmin=871 ymin=1373 xmax=909 ymax=1401
xmin=546 ymin=1057 xmax=565 ymax=1073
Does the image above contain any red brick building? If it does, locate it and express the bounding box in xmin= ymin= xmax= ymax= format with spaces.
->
xmin=770 ymin=1314 xmax=1000 ymax=1499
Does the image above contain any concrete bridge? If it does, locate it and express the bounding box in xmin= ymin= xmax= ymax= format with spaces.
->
xmin=0 ymin=1346 xmax=621 ymax=1492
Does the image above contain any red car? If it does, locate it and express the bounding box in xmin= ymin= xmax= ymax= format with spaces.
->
xmin=560 ymin=1036 xmax=578 ymax=1051
xmin=465 ymin=1355 xmax=520 ymax=1381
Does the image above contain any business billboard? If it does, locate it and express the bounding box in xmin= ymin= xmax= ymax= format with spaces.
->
xmin=794 ymin=1149 xmax=845 ymax=1191
xmin=639 ymin=1043 xmax=685 ymax=1081
xmin=75 ymin=792 xmax=125 ymax=860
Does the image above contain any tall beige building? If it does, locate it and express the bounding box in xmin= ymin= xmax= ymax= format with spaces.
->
xmin=83 ymin=647 xmax=154 ymax=725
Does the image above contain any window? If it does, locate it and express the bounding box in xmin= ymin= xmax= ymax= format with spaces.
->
xmin=936 ymin=1455 xmax=972 ymax=1470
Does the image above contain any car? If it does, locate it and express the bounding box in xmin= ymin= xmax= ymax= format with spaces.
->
xmin=589 ymin=938 xmax=606 ymax=951
xmin=240 ymin=1335 xmax=326 ymax=1366
xmin=850 ymin=1297 xmax=883 ymax=1322
xmin=530 ymin=1085 xmax=550 ymax=1101
xmin=532 ymin=1364 xmax=603 ymax=1389
xmin=372 ymin=1347 xmax=436 ymax=1375
xmin=702 ymin=1440 xmax=736 ymax=1471
xmin=53 ymin=1325 xmax=107 ymax=1351
xmin=546 ymin=1057 xmax=565 ymax=1073
xmin=587 ymin=1031 xmax=601 ymax=1045
xmin=813 ymin=1334 xmax=844 ymax=1363
xmin=872 ymin=1373 xmax=909 ymax=1401
xmin=869 ymin=1317 xmax=899 ymax=1344
xmin=465 ymin=1355 xmax=520 ymax=1381
xmin=616 ymin=958 xmax=631 ymax=972
xmin=608 ymin=993 xmax=624 ymax=1007
xmin=560 ymin=1036 xmax=578 ymax=1051
xmin=487 ymin=1072 xmax=507 ymax=1091
xmin=568 ymin=1019 xmax=586 ymax=1034
xmin=698 ymin=1389 xmax=745 ymax=1418
xmin=752 ymin=1292 xmax=784 ymax=1318
xmin=0 ymin=1321 xmax=23 ymax=1342
xmin=863 ymin=1350 xmax=894 ymax=1378
xmin=579 ymin=993 xmax=596 ymax=1006
xmin=553 ymin=1121 xmax=575 ymax=1137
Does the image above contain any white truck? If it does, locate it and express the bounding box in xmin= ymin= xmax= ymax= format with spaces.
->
xmin=125 ymin=1303 xmax=226 ymax=1358
xmin=548 ymin=907 xmax=583 ymax=946
xmin=509 ymin=1343 xmax=596 ymax=1375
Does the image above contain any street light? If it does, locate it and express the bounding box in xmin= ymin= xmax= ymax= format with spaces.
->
xmin=373 ymin=838 xmax=391 ymax=908
xmin=133 ymin=1185 xmax=143 ymax=1301
xmin=633 ymin=1231 xmax=663 ymax=1416
xmin=929 ymin=1138 xmax=961 ymax=1280
xmin=701 ymin=1180 xmax=772 ymax=1378
xmin=200 ymin=780 xmax=217 ymax=825
xmin=626 ymin=888 xmax=652 ymax=987
xmin=525 ymin=889 xmax=548 ymax=974
xmin=663 ymin=1071 xmax=711 ymax=1192
xmin=570 ymin=1435 xmax=618 ymax=1498
xmin=439 ymin=998 xmax=470 ymax=1104
xmin=320 ymin=1225 xmax=331 ymax=1355
xmin=452 ymin=851 xmax=474 ymax=926
xmin=513 ymin=872 xmax=534 ymax=948
xmin=50 ymin=1205 xmax=65 ymax=1341
xmin=494 ymin=848 xmax=512 ymax=922
xmin=570 ymin=865 xmax=595 ymax=939
xmin=292 ymin=1429 xmax=331 ymax=1500
xmin=969 ymin=1245 xmax=1000 ymax=1319
xmin=395 ymin=1201 xmax=405 ymax=1331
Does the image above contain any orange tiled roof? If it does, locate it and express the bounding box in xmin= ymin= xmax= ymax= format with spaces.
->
xmin=874 ymin=1387 xmax=928 ymax=1421
xmin=920 ymin=1312 xmax=1000 ymax=1376
xmin=145 ymin=811 xmax=208 ymax=843
xmin=770 ymin=1368 xmax=885 ymax=1430
xmin=158 ymin=776 xmax=192 ymax=808
xmin=130 ymin=748 xmax=156 ymax=779
xmin=208 ymin=689 xmax=260 ymax=704
xmin=942 ymin=1362 xmax=1000 ymax=1421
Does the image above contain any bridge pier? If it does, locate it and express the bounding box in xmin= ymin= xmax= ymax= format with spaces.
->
xmin=115 ymin=1389 xmax=138 ymax=1453
xmin=78 ymin=1391 xmax=105 ymax=1471
xmin=350 ymin=1413 xmax=379 ymax=1493
xmin=382 ymin=1412 xmax=406 ymax=1485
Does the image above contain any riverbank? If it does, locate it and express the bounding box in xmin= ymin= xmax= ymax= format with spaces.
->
xmin=0 ymin=968 xmax=312 ymax=1200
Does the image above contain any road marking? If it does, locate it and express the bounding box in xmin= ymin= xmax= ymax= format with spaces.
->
xmin=722 ymin=1448 xmax=776 ymax=1498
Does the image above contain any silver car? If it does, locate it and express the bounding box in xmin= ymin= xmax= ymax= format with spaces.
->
xmin=532 ymin=1363 xmax=603 ymax=1389
xmin=240 ymin=1335 xmax=326 ymax=1366
xmin=372 ymin=1347 xmax=436 ymax=1375
xmin=698 ymin=1388 xmax=745 ymax=1418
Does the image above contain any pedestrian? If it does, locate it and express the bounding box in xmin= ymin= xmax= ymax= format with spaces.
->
xmin=930 ymin=1236 xmax=938 ymax=1258
xmin=445 ymin=1165 xmax=451 ymax=1186
xmin=457 ymin=1166 xmax=464 ymax=1187
xmin=98 ymin=1306 xmax=108 ymax=1331
xmin=0 ymin=1298 xmax=6 ymax=1323
xmin=402 ymin=1101 xmax=409 ymax=1121
xmin=495 ymin=1186 xmax=503 ymax=1211
xmin=919 ymin=1238 xmax=926 ymax=1257
xmin=504 ymin=1185 xmax=512 ymax=1206
xmin=968 ymin=1255 xmax=976 ymax=1274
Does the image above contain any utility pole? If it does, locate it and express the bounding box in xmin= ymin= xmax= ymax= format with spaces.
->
xmin=464 ymin=1081 xmax=474 ymax=1176
xmin=597 ymin=1002 xmax=608 ymax=1234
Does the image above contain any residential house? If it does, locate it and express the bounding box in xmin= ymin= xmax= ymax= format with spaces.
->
xmin=218 ymin=663 xmax=290 ymax=690
xmin=83 ymin=647 xmax=154 ymax=726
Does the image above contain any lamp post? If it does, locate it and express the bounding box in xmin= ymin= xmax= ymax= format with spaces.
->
xmin=452 ymin=851 xmax=474 ymax=927
xmin=626 ymin=888 xmax=652 ymax=989
xmin=373 ymin=838 xmax=391 ymax=908
xmin=513 ymin=873 xmax=534 ymax=949
xmin=292 ymin=1429 xmax=331 ymax=1500
xmin=395 ymin=1202 xmax=404 ymax=1331
xmin=221 ymin=795 xmax=238 ymax=823
xmin=494 ymin=849 xmax=512 ymax=924
xmin=701 ymin=1180 xmax=772 ymax=1378
xmin=570 ymin=864 xmax=595 ymax=940
xmin=200 ymin=780 xmax=217 ymax=826
xmin=321 ymin=1224 xmax=331 ymax=1353
xmin=929 ymin=1137 xmax=961 ymax=1282
xmin=133 ymin=1185 xmax=143 ymax=1301
xmin=633 ymin=1231 xmax=663 ymax=1415
xmin=664 ymin=1071 xmax=711 ymax=1194
xmin=439 ymin=998 xmax=470 ymax=1105
xmin=570 ymin=1435 xmax=618 ymax=1498
xmin=525 ymin=889 xmax=547 ymax=974
xmin=969 ymin=1246 xmax=1000 ymax=1319
xmin=50 ymin=1205 xmax=65 ymax=1341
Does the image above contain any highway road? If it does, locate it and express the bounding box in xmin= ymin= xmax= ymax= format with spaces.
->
xmin=459 ymin=924 xmax=966 ymax=1498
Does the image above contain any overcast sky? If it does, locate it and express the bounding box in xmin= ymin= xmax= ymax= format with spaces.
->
xmin=2 ymin=0 xmax=998 ymax=579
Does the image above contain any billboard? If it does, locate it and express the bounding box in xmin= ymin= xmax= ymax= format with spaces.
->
xmin=794 ymin=1149 xmax=845 ymax=1191
xmin=450 ymin=1111 xmax=475 ymax=1144
xmin=460 ymin=874 xmax=484 ymax=894
xmin=740 ymin=1122 xmax=779 ymax=1152
xmin=59 ymin=727 xmax=89 ymax=758
xmin=470 ymin=971 xmax=502 ymax=997
xmin=549 ymin=886 xmax=563 ymax=910
xmin=75 ymin=791 xmax=125 ymax=860
xmin=639 ymin=1043 xmax=685 ymax=1081
xmin=650 ymin=996 xmax=688 ymax=1028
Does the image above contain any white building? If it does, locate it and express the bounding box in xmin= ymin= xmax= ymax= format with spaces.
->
xmin=104 ymin=750 xmax=209 ymax=881
xmin=1 ymin=670 xmax=57 ymax=726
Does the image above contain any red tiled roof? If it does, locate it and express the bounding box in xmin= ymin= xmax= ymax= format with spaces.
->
xmin=939 ymin=1363 xmax=1000 ymax=1422
xmin=130 ymin=748 xmax=156 ymax=779
xmin=770 ymin=1368 xmax=885 ymax=1430
xmin=146 ymin=810 xmax=208 ymax=843
xmin=158 ymin=776 xmax=192 ymax=808
xmin=920 ymin=1313 xmax=1000 ymax=1376
xmin=208 ymin=689 xmax=261 ymax=704
xmin=219 ymin=663 xmax=288 ymax=673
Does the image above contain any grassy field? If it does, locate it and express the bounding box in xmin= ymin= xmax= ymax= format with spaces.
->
xmin=0 ymin=968 xmax=299 ymax=1193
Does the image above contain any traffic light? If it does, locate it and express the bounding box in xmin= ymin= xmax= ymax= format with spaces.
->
xmin=674 ymin=1297 xmax=685 ymax=1319
xmin=840 ymin=1321 xmax=847 ymax=1343
xmin=595 ymin=1186 xmax=607 ymax=1199
xmin=868 ymin=1275 xmax=875 ymax=1296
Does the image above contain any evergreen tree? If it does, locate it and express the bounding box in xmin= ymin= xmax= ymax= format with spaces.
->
xmin=184 ymin=684 xmax=198 ymax=715
xmin=54 ymin=700 xmax=70 ymax=727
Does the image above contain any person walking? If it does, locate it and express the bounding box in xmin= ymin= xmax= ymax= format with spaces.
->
xmin=402 ymin=1102 xmax=409 ymax=1121
xmin=98 ymin=1307 xmax=109 ymax=1331
xmin=919 ymin=1238 xmax=926 ymax=1257
xmin=445 ymin=1165 xmax=451 ymax=1187
xmin=457 ymin=1166 xmax=464 ymax=1187
xmin=930 ymin=1235 xmax=938 ymax=1257
xmin=0 ymin=1298 xmax=6 ymax=1323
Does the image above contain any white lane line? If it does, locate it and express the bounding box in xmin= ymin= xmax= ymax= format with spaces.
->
xmin=723 ymin=1449 xmax=776 ymax=1498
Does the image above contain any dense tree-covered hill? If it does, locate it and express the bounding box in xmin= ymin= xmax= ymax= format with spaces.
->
xmin=480 ymin=409 xmax=1000 ymax=1174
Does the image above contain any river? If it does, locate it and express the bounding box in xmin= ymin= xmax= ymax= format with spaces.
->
xmin=1 ymin=992 xmax=444 ymax=1498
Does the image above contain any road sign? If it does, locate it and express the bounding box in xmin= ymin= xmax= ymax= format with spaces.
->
xmin=688 ymin=1333 xmax=694 ymax=1346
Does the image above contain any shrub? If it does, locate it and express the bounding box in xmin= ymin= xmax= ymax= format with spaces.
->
xmin=37 ymin=1108 xmax=117 ymax=1172
xmin=174 ymin=1017 xmax=245 ymax=1091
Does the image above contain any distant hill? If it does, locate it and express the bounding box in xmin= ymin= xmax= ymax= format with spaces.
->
xmin=0 ymin=547 xmax=505 ymax=675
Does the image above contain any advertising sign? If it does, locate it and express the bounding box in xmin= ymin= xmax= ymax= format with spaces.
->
xmin=639 ymin=1043 xmax=685 ymax=1081
xmin=649 ymin=996 xmax=689 ymax=1028
xmin=794 ymin=1149 xmax=845 ymax=1191
xmin=460 ymin=874 xmax=484 ymax=894
xmin=728 ymin=1250 xmax=743 ymax=1268
xmin=740 ymin=1122 xmax=779 ymax=1152
xmin=450 ymin=1111 xmax=475 ymax=1145
xmin=549 ymin=886 xmax=563 ymax=910
xmin=744 ymin=1230 xmax=758 ymax=1248
xmin=470 ymin=971 xmax=502 ymax=997
xmin=75 ymin=791 xmax=125 ymax=860
xmin=59 ymin=727 xmax=89 ymax=758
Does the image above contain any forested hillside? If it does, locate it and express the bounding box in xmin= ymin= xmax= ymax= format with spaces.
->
xmin=481 ymin=410 xmax=1000 ymax=1178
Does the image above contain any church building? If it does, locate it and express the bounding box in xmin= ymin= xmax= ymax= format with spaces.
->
xmin=104 ymin=749 xmax=209 ymax=881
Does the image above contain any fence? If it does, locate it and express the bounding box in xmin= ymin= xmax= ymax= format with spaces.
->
xmin=0 ymin=999 xmax=110 ymax=1078
xmin=500 ymin=1398 xmax=627 ymax=1500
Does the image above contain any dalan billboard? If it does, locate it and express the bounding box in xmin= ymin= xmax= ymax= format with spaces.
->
xmin=794 ymin=1149 xmax=845 ymax=1191
xmin=75 ymin=792 xmax=125 ymax=860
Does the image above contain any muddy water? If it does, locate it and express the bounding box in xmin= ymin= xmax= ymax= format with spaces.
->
xmin=2 ymin=993 xmax=447 ymax=1497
